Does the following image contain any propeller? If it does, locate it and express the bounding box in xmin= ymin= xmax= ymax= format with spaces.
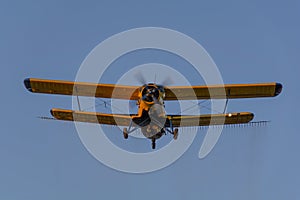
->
xmin=141 ymin=86 xmax=160 ymax=103
xmin=134 ymin=71 xmax=147 ymax=85
xmin=134 ymin=71 xmax=174 ymax=86
xmin=152 ymin=95 xmax=160 ymax=104
xmin=160 ymin=76 xmax=174 ymax=86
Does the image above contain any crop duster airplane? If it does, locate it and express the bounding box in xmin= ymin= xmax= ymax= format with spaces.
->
xmin=24 ymin=78 xmax=282 ymax=149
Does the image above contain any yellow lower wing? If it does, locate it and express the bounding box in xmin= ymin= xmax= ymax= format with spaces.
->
xmin=51 ymin=108 xmax=134 ymax=126
xmin=166 ymin=112 xmax=254 ymax=127
xmin=51 ymin=108 xmax=253 ymax=127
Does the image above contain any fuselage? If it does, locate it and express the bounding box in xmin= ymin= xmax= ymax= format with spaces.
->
xmin=133 ymin=83 xmax=167 ymax=140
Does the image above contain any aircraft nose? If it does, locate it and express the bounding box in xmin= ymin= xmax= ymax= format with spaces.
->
xmin=274 ymin=83 xmax=283 ymax=96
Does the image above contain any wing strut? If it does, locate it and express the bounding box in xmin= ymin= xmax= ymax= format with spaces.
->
xmin=74 ymin=86 xmax=82 ymax=111
xmin=223 ymin=89 xmax=230 ymax=114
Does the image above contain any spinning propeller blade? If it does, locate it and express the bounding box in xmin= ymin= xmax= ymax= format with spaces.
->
xmin=134 ymin=71 xmax=147 ymax=85
xmin=160 ymin=76 xmax=174 ymax=86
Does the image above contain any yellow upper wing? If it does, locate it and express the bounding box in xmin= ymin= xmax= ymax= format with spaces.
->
xmin=24 ymin=78 xmax=282 ymax=100
xmin=24 ymin=78 xmax=140 ymax=100
xmin=51 ymin=108 xmax=253 ymax=127
xmin=164 ymin=82 xmax=282 ymax=100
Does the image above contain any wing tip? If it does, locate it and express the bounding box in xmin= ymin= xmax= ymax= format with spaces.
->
xmin=24 ymin=78 xmax=33 ymax=92
xmin=50 ymin=109 xmax=54 ymax=117
xmin=274 ymin=83 xmax=283 ymax=96
xmin=249 ymin=112 xmax=254 ymax=121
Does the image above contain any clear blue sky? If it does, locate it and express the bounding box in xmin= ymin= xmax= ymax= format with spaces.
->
xmin=1 ymin=0 xmax=299 ymax=199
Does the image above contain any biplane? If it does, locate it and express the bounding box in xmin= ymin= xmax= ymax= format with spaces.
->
xmin=24 ymin=78 xmax=282 ymax=149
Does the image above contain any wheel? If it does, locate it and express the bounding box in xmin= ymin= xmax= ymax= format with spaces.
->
xmin=123 ymin=128 xmax=128 ymax=139
xmin=151 ymin=138 xmax=156 ymax=149
xmin=173 ymin=128 xmax=178 ymax=140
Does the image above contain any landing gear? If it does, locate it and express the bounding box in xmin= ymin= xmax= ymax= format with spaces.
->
xmin=122 ymin=120 xmax=140 ymax=139
xmin=173 ymin=128 xmax=178 ymax=140
xmin=123 ymin=128 xmax=128 ymax=139
xmin=167 ymin=118 xmax=178 ymax=140
xmin=151 ymin=138 xmax=156 ymax=149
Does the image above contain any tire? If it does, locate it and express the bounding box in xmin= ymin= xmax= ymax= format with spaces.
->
xmin=173 ymin=128 xmax=179 ymax=140
xmin=151 ymin=139 xmax=156 ymax=149
xmin=123 ymin=128 xmax=128 ymax=139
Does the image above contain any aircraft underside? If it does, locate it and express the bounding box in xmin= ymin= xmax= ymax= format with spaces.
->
xmin=124 ymin=108 xmax=178 ymax=149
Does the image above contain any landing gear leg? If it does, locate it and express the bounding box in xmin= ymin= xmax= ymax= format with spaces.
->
xmin=123 ymin=128 xmax=128 ymax=139
xmin=173 ymin=128 xmax=178 ymax=140
xmin=165 ymin=119 xmax=179 ymax=140
xmin=151 ymin=138 xmax=156 ymax=149
xmin=122 ymin=120 xmax=139 ymax=139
